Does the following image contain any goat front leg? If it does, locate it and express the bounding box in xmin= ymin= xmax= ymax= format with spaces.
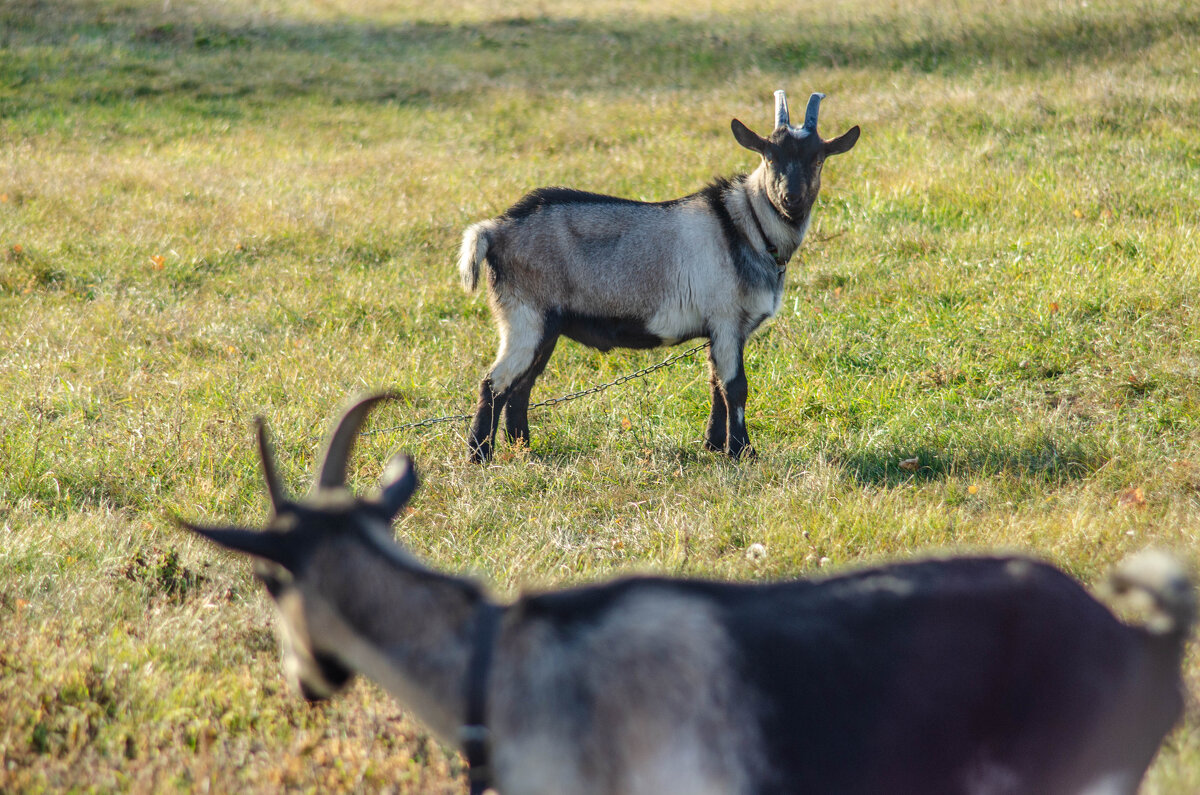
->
xmin=703 ymin=351 xmax=728 ymax=453
xmin=710 ymin=335 xmax=755 ymax=459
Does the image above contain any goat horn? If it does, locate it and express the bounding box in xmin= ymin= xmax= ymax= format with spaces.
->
xmin=314 ymin=392 xmax=401 ymax=492
xmin=255 ymin=416 xmax=287 ymax=514
xmin=803 ymin=92 xmax=826 ymax=132
xmin=774 ymin=89 xmax=790 ymax=129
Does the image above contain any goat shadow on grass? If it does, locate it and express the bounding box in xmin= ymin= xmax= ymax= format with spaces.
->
xmin=3 ymin=0 xmax=1197 ymax=118
xmin=837 ymin=441 xmax=1107 ymax=488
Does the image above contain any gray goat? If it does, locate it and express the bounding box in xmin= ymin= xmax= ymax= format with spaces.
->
xmin=458 ymin=89 xmax=860 ymax=462
xmin=182 ymin=394 xmax=1194 ymax=795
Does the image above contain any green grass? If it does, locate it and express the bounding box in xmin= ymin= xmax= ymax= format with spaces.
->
xmin=2 ymin=0 xmax=1200 ymax=790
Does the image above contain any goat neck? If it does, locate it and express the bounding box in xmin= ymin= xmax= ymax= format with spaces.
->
xmin=742 ymin=166 xmax=809 ymax=264
xmin=288 ymin=518 xmax=493 ymax=742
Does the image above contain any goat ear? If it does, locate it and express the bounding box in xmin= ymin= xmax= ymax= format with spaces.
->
xmin=174 ymin=515 xmax=294 ymax=568
xmin=377 ymin=454 xmax=418 ymax=519
xmin=731 ymin=119 xmax=768 ymax=154
xmin=824 ymin=125 xmax=860 ymax=156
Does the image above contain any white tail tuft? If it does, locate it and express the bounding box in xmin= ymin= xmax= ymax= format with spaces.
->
xmin=458 ymin=221 xmax=494 ymax=293
xmin=1103 ymin=549 xmax=1195 ymax=638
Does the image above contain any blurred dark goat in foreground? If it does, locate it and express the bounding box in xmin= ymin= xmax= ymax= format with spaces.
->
xmin=182 ymin=394 xmax=1194 ymax=795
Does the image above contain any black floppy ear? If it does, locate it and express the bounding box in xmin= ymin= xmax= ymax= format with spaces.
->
xmin=377 ymin=454 xmax=418 ymax=520
xmin=824 ymin=125 xmax=860 ymax=156
xmin=173 ymin=515 xmax=295 ymax=569
xmin=731 ymin=119 xmax=769 ymax=154
xmin=313 ymin=391 xmax=402 ymax=493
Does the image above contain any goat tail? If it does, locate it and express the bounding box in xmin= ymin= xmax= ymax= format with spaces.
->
xmin=458 ymin=220 xmax=496 ymax=293
xmin=1102 ymin=549 xmax=1195 ymax=641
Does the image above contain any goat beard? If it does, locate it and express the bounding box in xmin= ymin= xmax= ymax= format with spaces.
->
xmin=773 ymin=200 xmax=808 ymax=226
xmin=764 ymin=187 xmax=808 ymax=226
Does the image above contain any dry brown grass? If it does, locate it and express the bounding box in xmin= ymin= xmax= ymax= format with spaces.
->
xmin=3 ymin=0 xmax=1200 ymax=790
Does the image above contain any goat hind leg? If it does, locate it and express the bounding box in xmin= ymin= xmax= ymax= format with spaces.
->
xmin=468 ymin=378 xmax=507 ymax=463
xmin=505 ymin=332 xmax=559 ymax=447
xmin=469 ymin=308 xmax=544 ymax=462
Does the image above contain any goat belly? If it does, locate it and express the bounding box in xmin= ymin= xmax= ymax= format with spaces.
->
xmin=558 ymin=312 xmax=670 ymax=351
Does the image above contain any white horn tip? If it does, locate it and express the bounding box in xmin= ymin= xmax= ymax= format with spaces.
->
xmin=773 ymin=89 xmax=790 ymax=128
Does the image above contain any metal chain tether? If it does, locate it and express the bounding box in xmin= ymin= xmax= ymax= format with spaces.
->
xmin=360 ymin=340 xmax=711 ymax=438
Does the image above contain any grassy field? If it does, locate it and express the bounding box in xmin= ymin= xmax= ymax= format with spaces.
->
xmin=2 ymin=0 xmax=1200 ymax=790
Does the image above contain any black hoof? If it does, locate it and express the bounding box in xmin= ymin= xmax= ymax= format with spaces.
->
xmin=728 ymin=444 xmax=757 ymax=461
xmin=468 ymin=442 xmax=492 ymax=464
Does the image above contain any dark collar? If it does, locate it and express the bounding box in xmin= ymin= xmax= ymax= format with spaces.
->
xmin=744 ymin=193 xmax=789 ymax=271
xmin=461 ymin=602 xmax=503 ymax=795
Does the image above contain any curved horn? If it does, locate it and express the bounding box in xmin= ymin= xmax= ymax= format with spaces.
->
xmin=314 ymin=392 xmax=401 ymax=492
xmin=255 ymin=416 xmax=287 ymax=514
xmin=803 ymin=92 xmax=826 ymax=132
xmin=774 ymin=89 xmax=790 ymax=129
